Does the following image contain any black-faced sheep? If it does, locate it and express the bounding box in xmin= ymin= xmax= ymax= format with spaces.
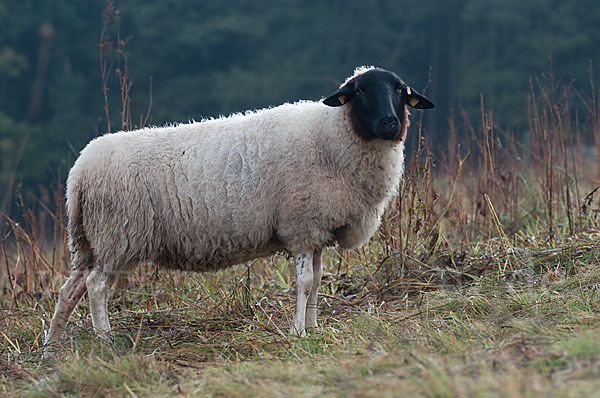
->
xmin=43 ymin=66 xmax=434 ymax=353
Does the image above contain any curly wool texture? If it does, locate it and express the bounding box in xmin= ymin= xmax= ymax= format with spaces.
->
xmin=66 ymin=71 xmax=407 ymax=274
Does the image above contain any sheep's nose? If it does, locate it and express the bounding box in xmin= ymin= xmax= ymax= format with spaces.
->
xmin=380 ymin=116 xmax=399 ymax=129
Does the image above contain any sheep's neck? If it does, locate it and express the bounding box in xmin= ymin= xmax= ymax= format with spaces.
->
xmin=326 ymin=107 xmax=405 ymax=206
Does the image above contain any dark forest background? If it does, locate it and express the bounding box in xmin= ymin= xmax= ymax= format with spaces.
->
xmin=2 ymin=0 xmax=600 ymax=213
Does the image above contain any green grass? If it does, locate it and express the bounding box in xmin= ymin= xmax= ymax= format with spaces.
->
xmin=2 ymin=236 xmax=600 ymax=397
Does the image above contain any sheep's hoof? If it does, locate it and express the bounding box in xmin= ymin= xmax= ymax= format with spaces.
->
xmin=95 ymin=330 xmax=115 ymax=345
xmin=289 ymin=325 xmax=306 ymax=337
xmin=41 ymin=345 xmax=57 ymax=361
xmin=305 ymin=326 xmax=320 ymax=334
xmin=100 ymin=336 xmax=115 ymax=345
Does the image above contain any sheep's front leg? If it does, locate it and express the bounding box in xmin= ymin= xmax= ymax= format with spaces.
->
xmin=305 ymin=248 xmax=323 ymax=331
xmin=291 ymin=251 xmax=313 ymax=336
xmin=86 ymin=268 xmax=116 ymax=343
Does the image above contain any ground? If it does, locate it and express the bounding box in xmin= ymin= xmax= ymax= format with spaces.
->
xmin=2 ymin=233 xmax=600 ymax=397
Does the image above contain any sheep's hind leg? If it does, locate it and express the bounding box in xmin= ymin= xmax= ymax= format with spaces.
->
xmin=86 ymin=268 xmax=116 ymax=343
xmin=305 ymin=248 xmax=323 ymax=332
xmin=43 ymin=266 xmax=92 ymax=357
xmin=291 ymin=251 xmax=314 ymax=336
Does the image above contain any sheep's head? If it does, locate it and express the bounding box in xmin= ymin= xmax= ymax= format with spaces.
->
xmin=323 ymin=67 xmax=434 ymax=141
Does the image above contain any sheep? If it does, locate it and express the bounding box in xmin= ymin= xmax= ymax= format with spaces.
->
xmin=43 ymin=66 xmax=434 ymax=354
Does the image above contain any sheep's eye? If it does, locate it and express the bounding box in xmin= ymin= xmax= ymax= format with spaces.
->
xmin=356 ymin=87 xmax=365 ymax=95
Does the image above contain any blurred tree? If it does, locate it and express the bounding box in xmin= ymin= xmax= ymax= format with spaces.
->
xmin=457 ymin=0 xmax=600 ymax=129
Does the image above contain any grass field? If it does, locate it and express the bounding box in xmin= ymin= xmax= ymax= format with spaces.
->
xmin=3 ymin=74 xmax=600 ymax=396
xmin=2 ymin=234 xmax=600 ymax=396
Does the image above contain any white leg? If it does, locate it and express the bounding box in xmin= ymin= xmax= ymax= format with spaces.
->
xmin=86 ymin=268 xmax=116 ymax=343
xmin=305 ymin=249 xmax=323 ymax=330
xmin=290 ymin=251 xmax=313 ymax=336
xmin=43 ymin=266 xmax=91 ymax=356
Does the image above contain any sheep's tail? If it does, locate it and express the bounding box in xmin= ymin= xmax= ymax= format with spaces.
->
xmin=66 ymin=182 xmax=93 ymax=271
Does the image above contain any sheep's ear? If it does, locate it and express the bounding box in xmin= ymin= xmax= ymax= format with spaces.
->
xmin=323 ymin=84 xmax=356 ymax=107
xmin=404 ymin=86 xmax=435 ymax=109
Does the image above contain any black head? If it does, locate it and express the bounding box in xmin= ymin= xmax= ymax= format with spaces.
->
xmin=323 ymin=68 xmax=434 ymax=141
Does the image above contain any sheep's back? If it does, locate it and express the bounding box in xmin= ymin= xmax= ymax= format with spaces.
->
xmin=67 ymin=103 xmax=325 ymax=272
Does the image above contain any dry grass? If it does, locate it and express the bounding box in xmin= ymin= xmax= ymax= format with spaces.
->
xmin=2 ymin=245 xmax=600 ymax=396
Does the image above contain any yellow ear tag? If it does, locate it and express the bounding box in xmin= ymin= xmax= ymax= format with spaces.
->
xmin=406 ymin=86 xmax=412 ymax=95
xmin=409 ymin=97 xmax=419 ymax=107
xmin=338 ymin=95 xmax=346 ymax=105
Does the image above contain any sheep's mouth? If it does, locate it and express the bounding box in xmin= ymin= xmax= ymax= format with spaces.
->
xmin=374 ymin=123 xmax=402 ymax=141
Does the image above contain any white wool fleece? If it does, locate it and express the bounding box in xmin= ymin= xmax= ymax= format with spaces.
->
xmin=66 ymin=98 xmax=406 ymax=274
